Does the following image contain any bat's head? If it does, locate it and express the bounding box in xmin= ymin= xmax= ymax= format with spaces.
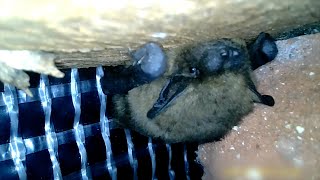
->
xmin=175 ymin=39 xmax=251 ymax=79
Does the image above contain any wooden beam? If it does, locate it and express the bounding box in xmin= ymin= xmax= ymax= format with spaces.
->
xmin=0 ymin=0 xmax=319 ymax=68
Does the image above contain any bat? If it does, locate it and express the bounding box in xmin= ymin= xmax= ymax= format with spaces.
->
xmin=101 ymin=32 xmax=277 ymax=143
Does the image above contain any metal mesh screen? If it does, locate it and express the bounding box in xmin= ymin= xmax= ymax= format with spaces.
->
xmin=0 ymin=67 xmax=203 ymax=179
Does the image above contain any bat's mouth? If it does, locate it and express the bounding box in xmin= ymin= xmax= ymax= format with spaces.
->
xmin=147 ymin=75 xmax=192 ymax=119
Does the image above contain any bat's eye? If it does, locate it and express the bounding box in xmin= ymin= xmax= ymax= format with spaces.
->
xmin=233 ymin=50 xmax=239 ymax=57
xmin=189 ymin=67 xmax=200 ymax=77
xmin=220 ymin=49 xmax=229 ymax=58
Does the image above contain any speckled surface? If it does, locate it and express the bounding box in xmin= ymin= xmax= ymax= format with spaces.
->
xmin=198 ymin=33 xmax=320 ymax=180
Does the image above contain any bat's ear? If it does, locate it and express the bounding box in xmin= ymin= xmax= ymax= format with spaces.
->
xmin=248 ymin=32 xmax=278 ymax=70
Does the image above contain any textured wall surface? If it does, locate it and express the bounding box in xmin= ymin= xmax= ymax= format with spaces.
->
xmin=0 ymin=0 xmax=320 ymax=68
xmin=198 ymin=33 xmax=320 ymax=180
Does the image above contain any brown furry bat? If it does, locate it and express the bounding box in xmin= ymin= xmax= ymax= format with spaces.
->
xmin=101 ymin=32 xmax=277 ymax=143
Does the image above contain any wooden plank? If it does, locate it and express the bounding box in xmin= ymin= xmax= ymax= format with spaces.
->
xmin=0 ymin=0 xmax=319 ymax=68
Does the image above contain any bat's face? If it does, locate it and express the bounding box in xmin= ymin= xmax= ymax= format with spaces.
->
xmin=147 ymin=40 xmax=251 ymax=119
xmin=177 ymin=39 xmax=250 ymax=77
